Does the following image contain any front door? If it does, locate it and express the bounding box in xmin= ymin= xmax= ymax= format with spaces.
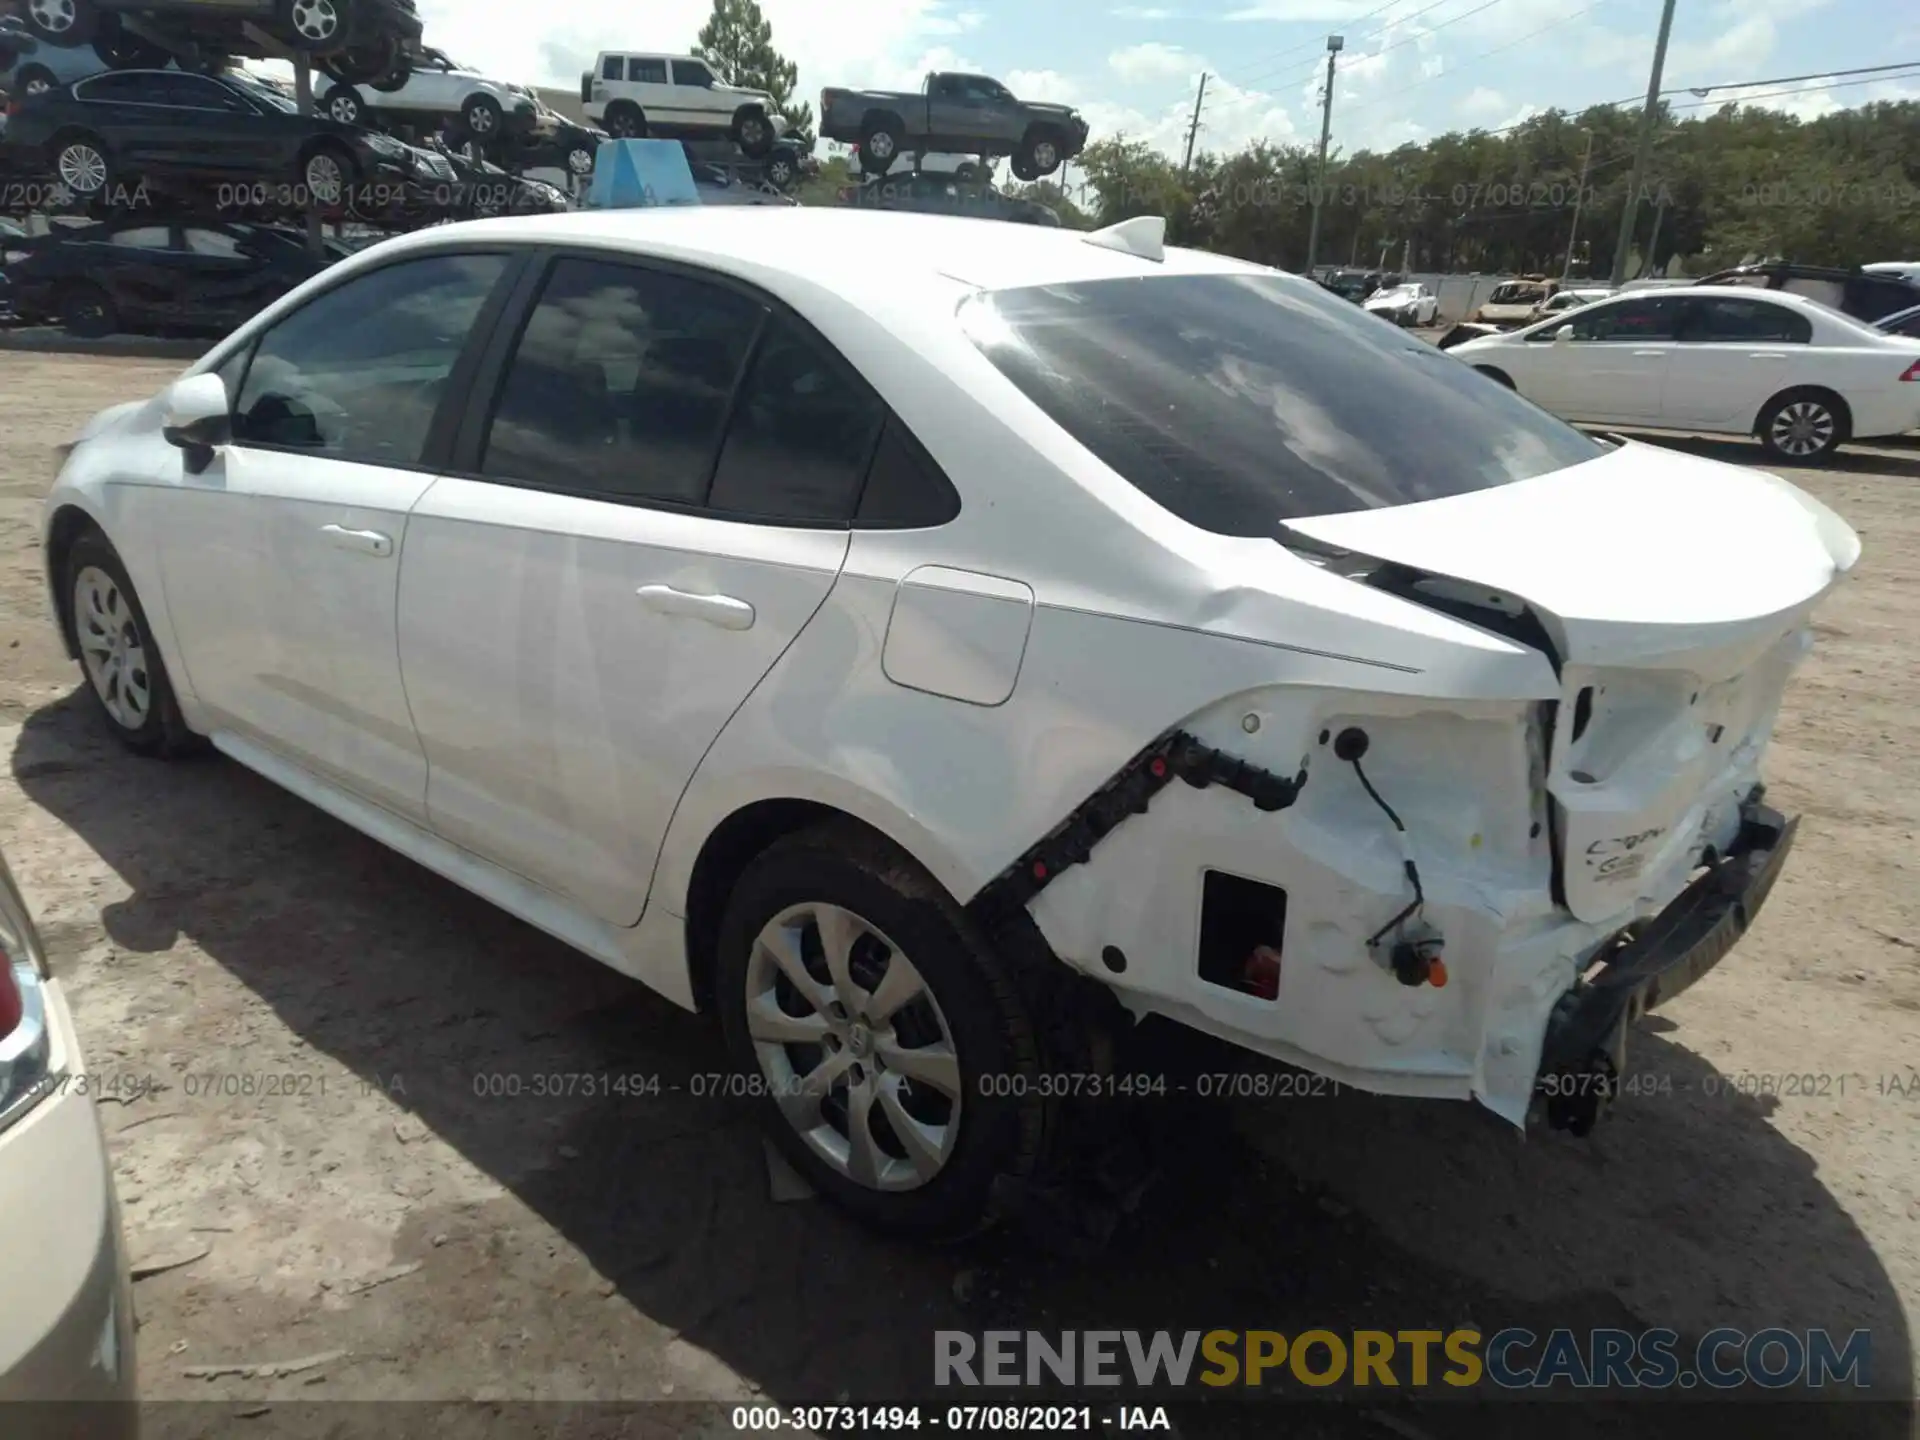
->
xmin=1551 ymin=293 xmax=1681 ymax=425
xmin=399 ymin=253 xmax=887 ymax=925
xmin=154 ymin=250 xmax=514 ymax=821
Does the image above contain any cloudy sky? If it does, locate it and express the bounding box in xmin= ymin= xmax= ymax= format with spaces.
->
xmin=420 ymin=0 xmax=1917 ymax=160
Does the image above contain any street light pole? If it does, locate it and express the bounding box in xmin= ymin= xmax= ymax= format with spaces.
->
xmin=1562 ymin=127 xmax=1593 ymax=282
xmin=1305 ymin=34 xmax=1344 ymax=275
xmin=1610 ymin=0 xmax=1677 ymax=287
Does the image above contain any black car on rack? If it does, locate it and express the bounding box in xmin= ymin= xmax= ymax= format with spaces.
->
xmin=11 ymin=0 xmax=424 ymax=85
xmin=2 ymin=214 xmax=340 ymax=334
xmin=0 ymin=67 xmax=456 ymax=216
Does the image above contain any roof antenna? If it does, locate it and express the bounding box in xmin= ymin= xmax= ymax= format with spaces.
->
xmin=1084 ymin=215 xmax=1165 ymax=263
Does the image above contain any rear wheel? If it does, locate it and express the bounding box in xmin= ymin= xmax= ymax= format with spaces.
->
xmin=716 ymin=823 xmax=1044 ymax=1241
xmin=1758 ymin=389 xmax=1846 ymax=464
xmin=300 ymin=143 xmax=357 ymax=206
xmin=51 ymin=133 xmax=111 ymax=197
xmin=15 ymin=65 xmax=58 ymax=97
xmin=733 ymin=107 xmax=774 ymax=158
xmin=566 ymin=142 xmax=596 ymax=177
xmin=65 ymin=531 xmax=201 ymax=757
xmin=22 ymin=0 xmax=97 ymax=46
xmin=603 ymin=102 xmax=645 ymax=139
xmin=322 ymin=83 xmax=364 ymax=126
xmin=461 ymin=93 xmax=504 ymax=140
xmin=59 ymin=280 xmax=115 ymax=338
xmin=858 ymin=119 xmax=902 ymax=176
xmin=275 ymin=0 xmax=350 ymax=51
xmin=765 ymin=151 xmax=795 ymax=188
xmin=91 ymin=16 xmax=168 ymax=69
xmin=1017 ymin=128 xmax=1063 ymax=177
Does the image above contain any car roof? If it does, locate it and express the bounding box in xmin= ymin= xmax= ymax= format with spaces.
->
xmin=377 ymin=207 xmax=1268 ymax=295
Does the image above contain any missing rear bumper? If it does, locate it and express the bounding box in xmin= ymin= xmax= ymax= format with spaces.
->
xmin=1535 ymin=791 xmax=1799 ymax=1134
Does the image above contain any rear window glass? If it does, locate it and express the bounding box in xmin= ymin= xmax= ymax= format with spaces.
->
xmin=961 ymin=273 xmax=1604 ymax=536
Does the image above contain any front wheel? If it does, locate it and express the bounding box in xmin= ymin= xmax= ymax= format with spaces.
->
xmin=858 ymin=121 xmax=901 ymax=176
xmin=65 ymin=531 xmax=201 ymax=757
xmin=275 ymin=0 xmax=349 ymax=51
xmin=733 ymin=108 xmax=774 ymax=157
xmin=322 ymin=83 xmax=364 ymax=126
xmin=603 ymin=103 xmax=645 ymax=139
xmin=1758 ymin=390 xmax=1845 ymax=464
xmin=716 ymin=823 xmax=1043 ymax=1241
xmin=462 ymin=93 xmax=504 ymax=139
xmin=566 ymin=142 xmax=596 ymax=177
xmin=300 ymin=143 xmax=357 ymax=206
xmin=22 ymin=0 xmax=98 ymax=46
xmin=52 ymin=134 xmax=112 ymax=197
xmin=765 ymin=151 xmax=795 ymax=188
xmin=1017 ymin=130 xmax=1063 ymax=177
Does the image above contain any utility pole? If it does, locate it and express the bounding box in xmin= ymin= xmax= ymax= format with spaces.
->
xmin=1181 ymin=73 xmax=1208 ymax=176
xmin=1610 ymin=0 xmax=1677 ymax=287
xmin=1643 ymin=189 xmax=1668 ymax=277
xmin=1561 ymin=127 xmax=1593 ymax=281
xmin=1304 ymin=34 xmax=1344 ymax=275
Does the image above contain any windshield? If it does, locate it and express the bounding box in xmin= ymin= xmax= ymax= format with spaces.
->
xmin=961 ymin=273 xmax=1605 ymax=535
xmin=1488 ymin=283 xmax=1546 ymax=305
xmin=1373 ymin=285 xmax=1418 ymax=300
xmin=231 ymin=76 xmax=297 ymax=113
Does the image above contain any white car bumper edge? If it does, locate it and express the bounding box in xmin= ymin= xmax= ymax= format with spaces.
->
xmin=0 ymin=979 xmax=137 ymax=1417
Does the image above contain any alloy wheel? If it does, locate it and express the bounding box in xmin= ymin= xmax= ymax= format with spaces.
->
xmin=328 ymin=95 xmax=359 ymax=123
xmin=74 ymin=566 xmax=150 ymax=732
xmin=305 ymin=153 xmax=345 ymax=202
xmin=28 ymin=0 xmax=76 ymax=35
xmin=469 ymin=105 xmax=496 ymax=134
xmin=568 ymin=147 xmax=594 ymax=175
xmin=25 ymin=76 xmax=52 ymax=95
xmin=1769 ymin=400 xmax=1836 ymax=458
xmin=744 ymin=902 xmax=963 ymax=1192
xmin=740 ymin=118 xmax=767 ymax=147
xmin=768 ymin=158 xmax=792 ymax=186
xmin=289 ymin=0 xmax=340 ymax=44
xmin=867 ymin=131 xmax=895 ymax=160
xmin=56 ymin=144 xmax=107 ymax=194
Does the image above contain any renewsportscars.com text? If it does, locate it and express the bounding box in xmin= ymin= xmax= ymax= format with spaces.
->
xmin=934 ymin=1328 xmax=1871 ymax=1391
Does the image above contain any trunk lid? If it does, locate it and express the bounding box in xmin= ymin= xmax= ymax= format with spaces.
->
xmin=1287 ymin=440 xmax=1859 ymax=923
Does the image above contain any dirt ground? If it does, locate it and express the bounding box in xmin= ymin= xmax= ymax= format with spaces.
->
xmin=1 ymin=351 xmax=1918 ymax=1439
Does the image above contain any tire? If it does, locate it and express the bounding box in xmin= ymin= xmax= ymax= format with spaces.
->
xmin=461 ymin=93 xmax=504 ymax=140
xmin=603 ymin=102 xmax=644 ymax=139
xmin=322 ymin=83 xmax=364 ymax=127
xmin=59 ymin=280 xmax=115 ymax=338
xmin=566 ymin=142 xmax=596 ymax=177
xmin=733 ymin=107 xmax=774 ymax=158
xmin=22 ymin=0 xmax=97 ymax=46
xmin=1017 ymin=128 xmax=1064 ymax=178
xmin=64 ymin=530 xmax=201 ymax=758
xmin=765 ymin=151 xmax=795 ymax=189
xmin=368 ymin=55 xmax=411 ymax=93
xmin=15 ymin=65 xmax=57 ymax=97
xmin=275 ymin=0 xmax=349 ymax=52
xmin=953 ymin=162 xmax=984 ymax=185
xmin=1758 ymin=388 xmax=1846 ymax=464
xmin=1474 ymin=365 xmax=1516 ymax=389
xmin=299 ymin=142 xmax=357 ymax=206
xmin=91 ymin=15 xmax=168 ymax=68
xmin=50 ymin=133 xmax=111 ymax=197
xmin=716 ymin=822 xmax=1043 ymax=1242
xmin=1009 ymin=153 xmax=1038 ymax=183
xmin=858 ymin=118 xmax=902 ymax=176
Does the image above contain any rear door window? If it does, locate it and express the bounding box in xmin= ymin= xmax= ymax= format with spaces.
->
xmin=628 ymin=58 xmax=668 ymax=84
xmin=962 ymin=273 xmax=1603 ymax=535
xmin=1677 ymin=296 xmax=1812 ymax=344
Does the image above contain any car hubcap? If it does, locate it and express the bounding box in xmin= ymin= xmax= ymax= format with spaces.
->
xmin=57 ymin=145 xmax=106 ymax=192
xmin=1034 ymin=141 xmax=1057 ymax=169
xmin=770 ymin=160 xmax=790 ymax=183
xmin=869 ymin=132 xmax=894 ymax=159
xmin=75 ymin=567 xmax=150 ymax=731
xmin=329 ymin=96 xmax=357 ymax=122
xmin=743 ymin=119 xmax=765 ymax=145
xmin=470 ymin=106 xmax=494 ymax=133
xmin=26 ymin=77 xmax=51 ymax=95
xmin=29 ymin=0 xmax=75 ymax=34
xmin=569 ymin=148 xmax=592 ymax=174
xmin=1771 ymin=401 xmax=1834 ymax=457
xmin=745 ymin=903 xmax=962 ymax=1193
xmin=290 ymin=0 xmax=339 ymax=41
xmin=306 ymin=154 xmax=343 ymax=200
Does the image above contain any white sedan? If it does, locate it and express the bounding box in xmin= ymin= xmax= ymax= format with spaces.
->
xmin=1450 ymin=286 xmax=1920 ymax=462
xmin=1362 ymin=281 xmax=1438 ymax=326
xmin=44 ymin=209 xmax=1855 ymax=1238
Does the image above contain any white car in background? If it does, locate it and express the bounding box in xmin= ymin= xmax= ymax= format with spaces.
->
xmin=42 ymin=210 xmax=1854 ymax=1239
xmin=1529 ymin=285 xmax=1612 ymax=321
xmin=321 ymin=48 xmax=545 ymax=142
xmin=1451 ymin=286 xmax=1920 ymax=462
xmin=1362 ymin=281 xmax=1438 ymax=326
xmin=0 ymin=849 xmax=136 ymax=1418
xmin=582 ymin=51 xmax=781 ymax=156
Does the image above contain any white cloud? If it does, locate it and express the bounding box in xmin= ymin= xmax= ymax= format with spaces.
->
xmin=1109 ymin=42 xmax=1202 ymax=81
xmin=1225 ymin=0 xmax=1398 ymax=20
xmin=1111 ymin=4 xmax=1183 ymax=15
xmin=1458 ymin=85 xmax=1506 ymax=118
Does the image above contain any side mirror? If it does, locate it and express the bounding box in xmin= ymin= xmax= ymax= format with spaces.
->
xmin=161 ymin=371 xmax=232 ymax=472
xmin=1552 ymin=325 xmax=1571 ymax=343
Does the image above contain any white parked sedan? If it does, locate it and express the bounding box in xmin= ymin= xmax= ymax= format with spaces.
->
xmin=1362 ymin=281 xmax=1438 ymax=327
xmin=1451 ymin=286 xmax=1920 ymax=461
xmin=44 ymin=209 xmax=1856 ymax=1239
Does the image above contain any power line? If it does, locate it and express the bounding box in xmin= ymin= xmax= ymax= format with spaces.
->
xmin=1342 ymin=0 xmax=1609 ymax=114
xmin=1224 ymin=0 xmax=1483 ymax=96
xmin=1666 ymin=67 xmax=1920 ymax=110
xmin=1211 ymin=0 xmax=1419 ymax=92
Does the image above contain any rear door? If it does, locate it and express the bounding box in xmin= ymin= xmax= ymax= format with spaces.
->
xmin=398 ymin=251 xmax=884 ymax=926
xmin=96 ymin=223 xmax=181 ymax=328
xmin=628 ymin=56 xmax=674 ymax=124
xmin=179 ymin=224 xmax=298 ymax=330
xmin=1665 ymin=294 xmax=1812 ymax=428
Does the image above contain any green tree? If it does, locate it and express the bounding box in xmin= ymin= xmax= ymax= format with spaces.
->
xmin=692 ymin=0 xmax=813 ymax=138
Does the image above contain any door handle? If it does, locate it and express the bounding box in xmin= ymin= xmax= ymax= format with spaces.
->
xmin=637 ymin=584 xmax=755 ymax=631
xmin=320 ymin=524 xmax=393 ymax=557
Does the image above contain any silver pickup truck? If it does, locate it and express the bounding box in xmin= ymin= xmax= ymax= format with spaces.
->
xmin=819 ymin=71 xmax=1089 ymax=180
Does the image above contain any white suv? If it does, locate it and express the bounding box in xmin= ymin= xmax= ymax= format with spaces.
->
xmin=582 ymin=52 xmax=780 ymax=157
xmin=321 ymin=48 xmax=545 ymax=142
